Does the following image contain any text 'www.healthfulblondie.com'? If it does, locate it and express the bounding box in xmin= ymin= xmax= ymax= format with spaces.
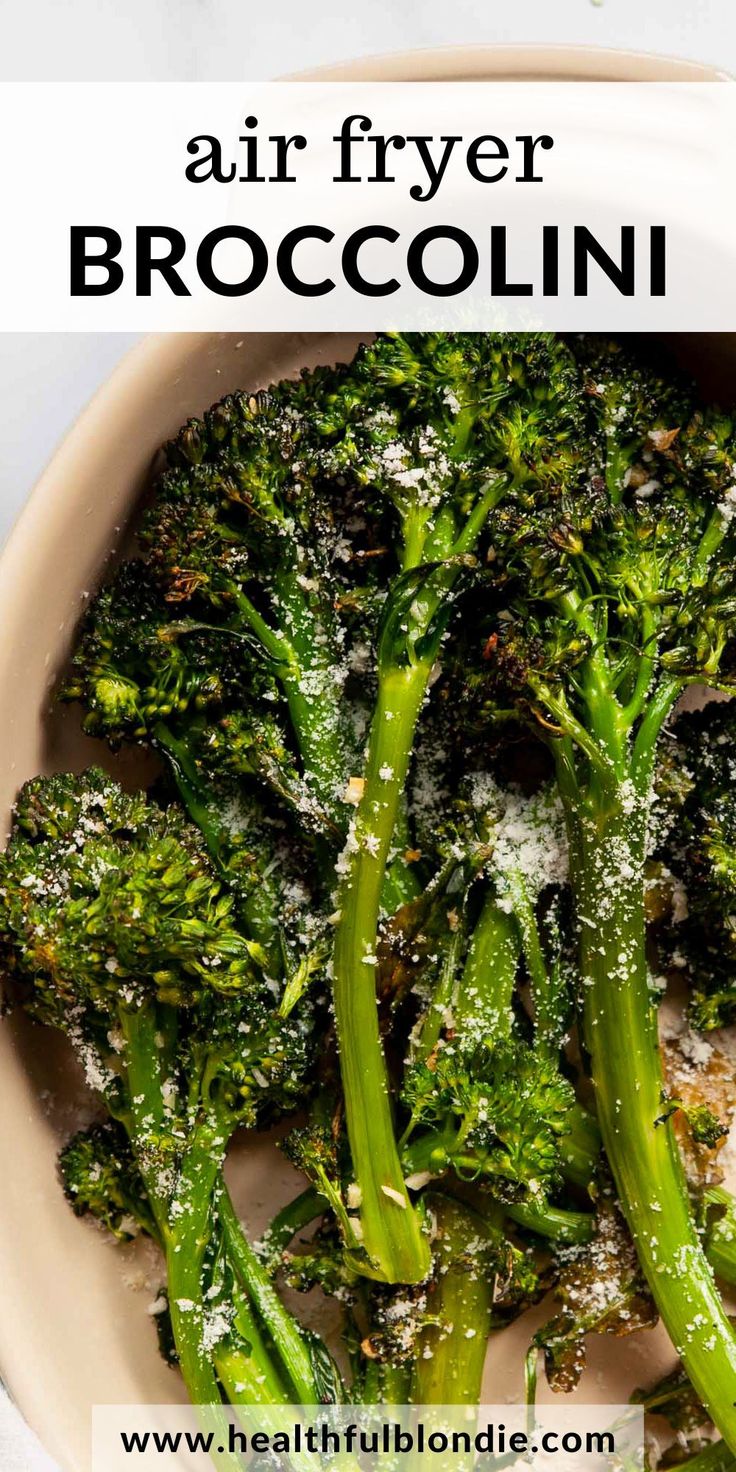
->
xmin=92 ymin=1404 xmax=644 ymax=1471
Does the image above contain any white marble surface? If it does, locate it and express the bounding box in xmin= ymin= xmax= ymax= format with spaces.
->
xmin=1 ymin=0 xmax=732 ymax=83
xmin=1 ymin=2 xmax=736 ymax=1467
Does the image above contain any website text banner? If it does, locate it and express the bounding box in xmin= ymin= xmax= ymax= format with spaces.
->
xmin=0 ymin=82 xmax=734 ymax=330
xmin=91 ymin=1403 xmax=644 ymax=1472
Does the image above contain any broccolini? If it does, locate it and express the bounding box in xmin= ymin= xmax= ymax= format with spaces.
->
xmin=4 ymin=332 xmax=736 ymax=1464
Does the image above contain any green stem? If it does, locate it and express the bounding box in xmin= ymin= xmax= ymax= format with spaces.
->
xmin=453 ymin=476 xmax=508 ymax=556
xmin=631 ymin=674 xmax=683 ymax=787
xmin=333 ymin=659 xmax=433 ymax=1283
xmin=219 ymin=1185 xmax=331 ymax=1404
xmin=165 ymin=1143 xmax=247 ymax=1472
xmin=119 ymin=1000 xmax=174 ymax=1220
xmin=166 ymin=1123 xmax=226 ymax=1374
xmin=271 ymin=570 xmax=348 ymax=819
xmin=621 ymin=602 xmax=657 ymax=727
xmin=677 ymin=1444 xmax=736 ymax=1472
xmin=692 ymin=508 xmax=728 ymax=585
xmin=260 ymin=1186 xmax=324 ymax=1269
xmin=212 ymin=1360 xmax=329 ymax=1472
xmin=330 ymin=474 xmax=510 ymax=1284
xmin=119 ymin=1006 xmax=319 ymax=1467
xmin=382 ymin=796 xmax=424 ymax=912
xmin=535 ymin=681 xmax=617 ymax=789
xmin=400 ymin=1124 xmax=467 ymax=1177
xmin=234 ymin=577 xmax=347 ymax=821
xmin=455 ymin=891 xmax=520 ymax=1040
xmin=359 ymin=1360 xmax=413 ymax=1405
xmin=568 ymin=777 xmax=736 ymax=1451
xmin=504 ymin=872 xmax=565 ymax=1054
xmin=411 ymin=1196 xmax=495 ymax=1405
xmin=153 ymin=722 xmax=228 ymax=864
xmin=559 ymin=1102 xmax=601 ymax=1188
xmin=704 ymin=1189 xmax=736 ymax=1289
xmin=214 ymin=1344 xmax=285 ymax=1406
xmin=119 ymin=1008 xmax=245 ymax=1471
xmin=233 ymin=588 xmax=294 ymax=666
xmin=400 ymin=1132 xmax=594 ymax=1245
xmin=412 ymin=925 xmax=465 ymax=1067
xmin=214 ymin=1281 xmax=291 ymax=1404
xmin=506 ymin=1199 xmax=594 ymax=1246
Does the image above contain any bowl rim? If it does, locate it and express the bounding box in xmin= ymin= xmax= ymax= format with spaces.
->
xmin=286 ymin=40 xmax=730 ymax=82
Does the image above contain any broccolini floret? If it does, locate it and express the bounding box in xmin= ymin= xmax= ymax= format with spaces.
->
xmin=59 ymin=1119 xmax=158 ymax=1241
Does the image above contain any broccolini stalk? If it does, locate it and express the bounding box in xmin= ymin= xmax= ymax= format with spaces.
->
xmin=259 ymin=1187 xmax=325 ymax=1272
xmin=118 ymin=1001 xmax=242 ymax=1429
xmin=410 ymin=1196 xmax=496 ymax=1405
xmin=218 ymin=1187 xmax=333 ymax=1406
xmin=359 ymin=1361 xmax=413 ymax=1406
xmin=57 ymin=1116 xmax=275 ymax=1421
xmin=326 ymin=330 xmax=582 ymax=1282
xmin=548 ymin=680 xmax=736 ymax=1441
xmin=703 ymin=1189 xmax=736 ymax=1290
xmin=453 ymin=888 xmax=521 ymax=1041
xmin=567 ymin=760 xmax=736 ymax=1440
xmin=679 ymin=1445 xmax=736 ymax=1472
xmin=330 ymin=447 xmax=507 ymax=1279
xmin=116 ymin=1006 xmax=289 ymax=1472
xmin=331 ymin=635 xmax=440 ymax=1283
xmin=480 ymin=338 xmax=736 ymax=1445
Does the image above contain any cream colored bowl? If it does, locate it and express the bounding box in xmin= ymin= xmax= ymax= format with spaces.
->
xmin=0 ymin=46 xmax=730 ymax=1472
